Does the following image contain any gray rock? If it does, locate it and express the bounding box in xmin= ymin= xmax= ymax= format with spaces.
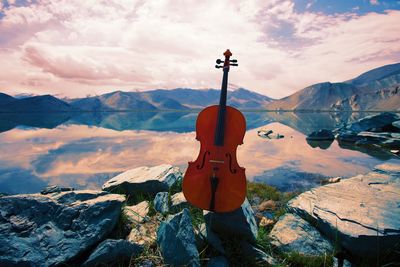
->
xmin=127 ymin=219 xmax=159 ymax=246
xmin=102 ymin=164 xmax=182 ymax=195
xmin=153 ymin=192 xmax=169 ymax=214
xmin=239 ymin=240 xmax=277 ymax=266
xmin=207 ymin=256 xmax=230 ymax=267
xmin=198 ymin=223 xmax=225 ymax=255
xmin=269 ymin=213 xmax=333 ymax=256
xmin=123 ymin=201 xmax=149 ymax=224
xmin=288 ymin=163 xmax=400 ymax=261
xmin=170 ymin=192 xmax=188 ymax=212
xmin=0 ymin=190 xmax=125 ymax=266
xmin=393 ymin=120 xmax=400 ymax=130
xmin=306 ymin=129 xmax=335 ymax=141
xmin=157 ymin=208 xmax=199 ymax=266
xmin=342 ymin=112 xmax=399 ymax=133
xmin=204 ymin=198 xmax=258 ymax=244
xmin=82 ymin=239 xmax=143 ymax=267
xmin=41 ymin=185 xmax=74 ymax=195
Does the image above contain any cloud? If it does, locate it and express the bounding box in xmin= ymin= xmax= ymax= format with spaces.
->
xmin=0 ymin=0 xmax=399 ymax=98
xmin=370 ymin=0 xmax=379 ymax=5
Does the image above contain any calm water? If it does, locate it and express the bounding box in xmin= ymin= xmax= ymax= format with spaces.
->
xmin=0 ymin=111 xmax=398 ymax=194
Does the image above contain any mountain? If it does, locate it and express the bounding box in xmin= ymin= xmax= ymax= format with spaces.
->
xmin=266 ymin=63 xmax=400 ymax=111
xmin=0 ymin=95 xmax=75 ymax=112
xmin=0 ymin=93 xmax=16 ymax=106
xmin=69 ymin=88 xmax=274 ymax=111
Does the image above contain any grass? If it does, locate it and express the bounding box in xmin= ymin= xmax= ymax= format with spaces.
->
xmin=282 ymin=252 xmax=334 ymax=267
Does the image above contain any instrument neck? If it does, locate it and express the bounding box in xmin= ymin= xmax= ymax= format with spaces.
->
xmin=214 ymin=68 xmax=229 ymax=146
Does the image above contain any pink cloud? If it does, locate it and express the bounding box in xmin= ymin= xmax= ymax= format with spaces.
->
xmin=0 ymin=0 xmax=399 ymax=98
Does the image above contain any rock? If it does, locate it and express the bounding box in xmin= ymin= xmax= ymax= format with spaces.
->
xmin=239 ymin=240 xmax=278 ymax=266
xmin=204 ymin=198 xmax=258 ymax=244
xmin=288 ymin=163 xmax=400 ymax=261
xmin=41 ymin=185 xmax=74 ymax=195
xmin=123 ymin=201 xmax=149 ymax=224
xmin=259 ymin=217 xmax=274 ymax=227
xmin=393 ymin=120 xmax=400 ymax=130
xmin=269 ymin=213 xmax=333 ymax=256
xmin=102 ymin=164 xmax=182 ymax=195
xmin=0 ymin=190 xmax=125 ymax=266
xmin=321 ymin=177 xmax=341 ymax=185
xmin=170 ymin=192 xmax=188 ymax=212
xmin=82 ymin=239 xmax=143 ymax=267
xmin=257 ymin=200 xmax=277 ymax=212
xmin=198 ymin=223 xmax=225 ymax=255
xmin=207 ymin=256 xmax=230 ymax=267
xmin=306 ymin=129 xmax=335 ymax=141
xmin=127 ymin=218 xmax=159 ymax=246
xmin=153 ymin=192 xmax=169 ymax=214
xmin=342 ymin=112 xmax=399 ymax=133
xmin=157 ymin=208 xmax=199 ymax=266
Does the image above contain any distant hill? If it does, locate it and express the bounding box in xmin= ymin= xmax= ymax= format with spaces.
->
xmin=68 ymin=88 xmax=274 ymax=111
xmin=0 ymin=93 xmax=16 ymax=106
xmin=0 ymin=94 xmax=75 ymax=112
xmin=266 ymin=63 xmax=400 ymax=111
xmin=0 ymin=88 xmax=273 ymax=112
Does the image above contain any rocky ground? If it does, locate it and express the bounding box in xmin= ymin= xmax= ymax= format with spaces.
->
xmin=1 ymin=162 xmax=399 ymax=266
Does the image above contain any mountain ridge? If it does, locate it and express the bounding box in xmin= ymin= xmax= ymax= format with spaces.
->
xmin=266 ymin=62 xmax=400 ymax=111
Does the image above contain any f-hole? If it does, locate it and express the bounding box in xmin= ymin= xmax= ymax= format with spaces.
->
xmin=197 ymin=151 xmax=210 ymax=170
xmin=225 ymin=153 xmax=237 ymax=174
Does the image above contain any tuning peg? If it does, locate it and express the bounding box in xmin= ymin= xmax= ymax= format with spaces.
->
xmin=230 ymin=59 xmax=237 ymax=63
xmin=215 ymin=65 xmax=223 ymax=68
xmin=216 ymin=59 xmax=224 ymax=64
xmin=230 ymin=63 xmax=238 ymax=66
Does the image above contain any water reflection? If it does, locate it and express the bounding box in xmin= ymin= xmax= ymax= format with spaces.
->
xmin=0 ymin=115 xmax=398 ymax=194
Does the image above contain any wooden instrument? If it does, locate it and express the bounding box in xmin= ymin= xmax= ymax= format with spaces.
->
xmin=183 ymin=49 xmax=247 ymax=212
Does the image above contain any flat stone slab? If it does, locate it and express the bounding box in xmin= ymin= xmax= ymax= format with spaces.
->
xmin=0 ymin=191 xmax=125 ymax=266
xmin=269 ymin=213 xmax=333 ymax=256
xmin=288 ymin=163 xmax=400 ymax=259
xmin=102 ymin=164 xmax=182 ymax=195
xmin=123 ymin=201 xmax=149 ymax=224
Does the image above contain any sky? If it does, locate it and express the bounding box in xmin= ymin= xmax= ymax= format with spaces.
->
xmin=0 ymin=0 xmax=399 ymax=99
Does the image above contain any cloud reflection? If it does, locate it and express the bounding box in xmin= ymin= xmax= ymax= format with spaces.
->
xmin=1 ymin=120 xmax=397 ymax=194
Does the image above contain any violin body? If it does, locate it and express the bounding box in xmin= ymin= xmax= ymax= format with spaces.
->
xmin=183 ymin=105 xmax=246 ymax=212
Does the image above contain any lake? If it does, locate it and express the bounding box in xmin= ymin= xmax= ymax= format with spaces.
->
xmin=0 ymin=111 xmax=399 ymax=195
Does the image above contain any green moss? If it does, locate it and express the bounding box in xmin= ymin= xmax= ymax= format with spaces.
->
xmin=247 ymin=182 xmax=281 ymax=201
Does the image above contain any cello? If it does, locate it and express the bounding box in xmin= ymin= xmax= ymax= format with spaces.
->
xmin=183 ymin=49 xmax=247 ymax=212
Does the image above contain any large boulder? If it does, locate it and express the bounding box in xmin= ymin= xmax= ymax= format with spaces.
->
xmin=0 ymin=190 xmax=125 ymax=266
xmin=102 ymin=164 xmax=182 ymax=195
xmin=157 ymin=208 xmax=199 ymax=266
xmin=204 ymin=198 xmax=258 ymax=244
xmin=269 ymin=213 xmax=333 ymax=256
xmin=287 ymin=163 xmax=400 ymax=261
xmin=82 ymin=239 xmax=143 ymax=267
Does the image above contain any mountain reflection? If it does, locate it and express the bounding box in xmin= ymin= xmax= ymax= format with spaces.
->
xmin=1 ymin=118 xmax=397 ymax=194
